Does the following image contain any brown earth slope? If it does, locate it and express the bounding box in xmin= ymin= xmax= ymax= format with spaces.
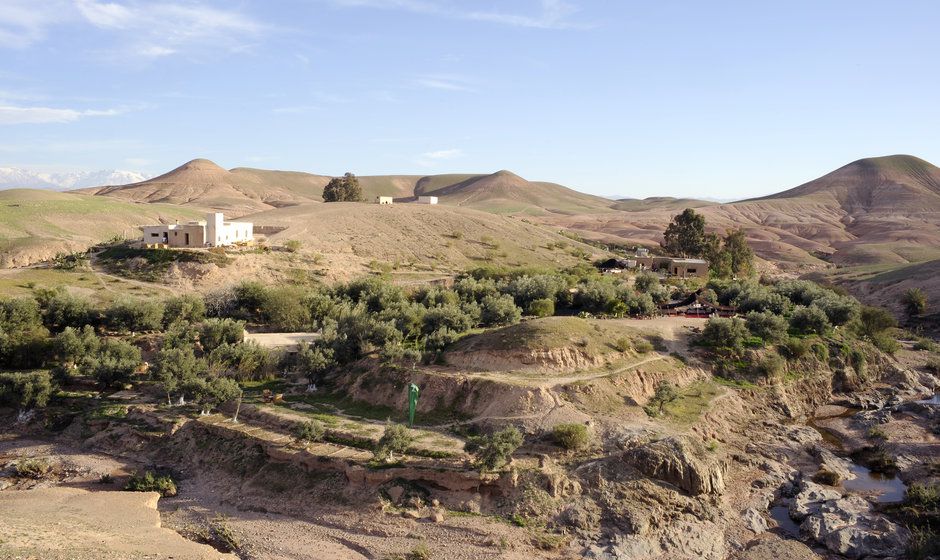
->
xmin=547 ymin=155 xmax=940 ymax=270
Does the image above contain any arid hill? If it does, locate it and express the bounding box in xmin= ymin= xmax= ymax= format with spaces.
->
xmin=547 ymin=155 xmax=940 ymax=270
xmin=79 ymin=159 xmax=616 ymax=218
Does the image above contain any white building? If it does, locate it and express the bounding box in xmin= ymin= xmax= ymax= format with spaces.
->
xmin=376 ymin=196 xmax=394 ymax=205
xmin=142 ymin=212 xmax=253 ymax=248
xmin=417 ymin=195 xmax=438 ymax=205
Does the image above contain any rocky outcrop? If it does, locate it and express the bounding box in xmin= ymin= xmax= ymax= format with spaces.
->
xmin=622 ymin=436 xmax=726 ymax=496
xmin=786 ymin=479 xmax=908 ymax=558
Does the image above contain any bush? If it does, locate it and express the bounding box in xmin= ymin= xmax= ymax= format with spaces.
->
xmin=700 ymin=317 xmax=748 ymax=355
xmin=552 ymin=423 xmax=590 ymax=450
xmin=871 ymin=331 xmax=900 ymax=354
xmin=209 ymin=341 xmax=277 ymax=381
xmin=574 ymin=281 xmax=617 ymax=313
xmin=260 ymin=286 xmax=313 ymax=331
xmin=913 ymin=338 xmax=938 ymax=352
xmin=789 ymin=305 xmax=831 ymax=335
xmin=83 ymin=338 xmax=141 ymax=387
xmin=644 ymin=380 xmax=678 ymax=416
xmin=373 ymin=423 xmax=414 ymax=463
xmin=812 ymin=293 xmax=860 ymax=326
xmin=294 ymin=420 xmax=325 ymax=444
xmin=124 ymin=471 xmax=177 ymax=497
xmin=634 ymin=272 xmax=660 ymax=293
xmin=745 ymin=311 xmax=788 ymax=344
xmin=163 ymin=294 xmax=206 ymax=326
xmin=200 ymin=318 xmax=245 ymax=351
xmin=422 ymin=304 xmax=475 ymax=335
xmin=34 ymin=287 xmax=93 ymax=330
xmin=0 ymin=370 xmax=54 ymax=410
xmin=284 ymin=239 xmax=302 ymax=253
xmin=479 ymin=294 xmax=521 ymax=326
xmin=14 ymin=457 xmax=52 ymax=479
xmin=503 ymin=274 xmax=566 ymax=310
xmin=855 ymin=306 xmax=897 ymax=338
xmin=754 ymin=352 xmax=786 ymax=380
xmin=527 ymin=298 xmax=555 ymax=318
xmin=780 ymin=337 xmax=810 ymax=360
xmin=925 ymin=357 xmax=940 ymax=374
xmin=105 ymin=299 xmax=164 ymax=332
xmin=633 ymin=339 xmax=654 ymax=354
xmin=465 ymin=426 xmax=523 ymax=472
xmin=812 ymin=469 xmax=841 ymax=486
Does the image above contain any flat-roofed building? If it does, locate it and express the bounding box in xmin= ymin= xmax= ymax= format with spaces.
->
xmin=416 ymin=195 xmax=438 ymax=204
xmin=141 ymin=212 xmax=252 ymax=248
xmin=376 ymin=196 xmax=394 ymax=205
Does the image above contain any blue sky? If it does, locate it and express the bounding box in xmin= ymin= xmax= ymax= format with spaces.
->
xmin=1 ymin=0 xmax=939 ymax=199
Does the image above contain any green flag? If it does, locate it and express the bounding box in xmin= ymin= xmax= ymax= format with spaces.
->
xmin=408 ymin=383 xmax=420 ymax=427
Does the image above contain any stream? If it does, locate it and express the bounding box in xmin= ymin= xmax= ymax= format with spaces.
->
xmin=806 ymin=408 xmax=907 ymax=504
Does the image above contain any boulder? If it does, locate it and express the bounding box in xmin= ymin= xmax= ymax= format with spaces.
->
xmin=788 ymin=480 xmax=842 ymax=520
xmin=790 ymin=483 xmax=910 ymax=558
xmin=622 ymin=436 xmax=726 ymax=496
xmin=742 ymin=508 xmax=768 ymax=534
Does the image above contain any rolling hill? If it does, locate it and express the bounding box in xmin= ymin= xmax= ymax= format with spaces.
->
xmin=0 ymin=189 xmax=203 ymax=267
xmin=547 ymin=154 xmax=940 ymax=270
xmin=78 ymin=159 xmax=617 ymax=217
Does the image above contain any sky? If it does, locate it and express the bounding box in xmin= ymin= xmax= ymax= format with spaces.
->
xmin=1 ymin=0 xmax=939 ymax=199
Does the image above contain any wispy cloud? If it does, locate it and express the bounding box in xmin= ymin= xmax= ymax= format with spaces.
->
xmin=330 ymin=0 xmax=588 ymax=30
xmin=75 ymin=0 xmax=267 ymax=59
xmin=417 ymin=147 xmax=463 ymax=167
xmin=0 ymin=1 xmax=68 ymax=48
xmin=0 ymin=1 xmax=268 ymax=58
xmin=0 ymin=104 xmax=126 ymax=124
xmin=414 ymin=74 xmax=474 ymax=92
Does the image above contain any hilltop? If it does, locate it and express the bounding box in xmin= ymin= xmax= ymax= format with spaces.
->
xmin=547 ymin=154 xmax=940 ymax=269
xmin=78 ymin=159 xmax=616 ymax=217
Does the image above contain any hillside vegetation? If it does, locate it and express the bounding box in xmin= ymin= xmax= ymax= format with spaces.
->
xmin=0 ymin=189 xmax=203 ymax=267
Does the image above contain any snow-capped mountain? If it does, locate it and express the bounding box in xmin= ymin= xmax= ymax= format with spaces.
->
xmin=0 ymin=167 xmax=153 ymax=190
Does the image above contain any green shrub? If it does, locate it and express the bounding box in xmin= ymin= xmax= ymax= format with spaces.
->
xmin=634 ymin=339 xmax=654 ymax=354
xmin=84 ymin=338 xmax=142 ymax=387
xmin=644 ymin=380 xmax=678 ymax=416
xmin=913 ymin=338 xmax=938 ymax=352
xmin=124 ymin=471 xmax=177 ymax=497
xmin=613 ymin=337 xmax=632 ymax=352
xmin=699 ymin=317 xmax=748 ymax=355
xmin=867 ymin=426 xmax=888 ymax=441
xmin=0 ymin=370 xmax=54 ymax=410
xmin=479 ymin=294 xmax=521 ymax=326
xmin=754 ymin=352 xmax=786 ymax=380
xmin=780 ymin=337 xmax=809 ymax=360
xmin=789 ymin=305 xmax=831 ymax=335
xmin=811 ymin=341 xmax=829 ymax=362
xmin=745 ymin=311 xmax=788 ymax=344
xmin=104 ymin=298 xmax=164 ymax=332
xmin=527 ymin=297 xmax=555 ymax=318
xmin=373 ymin=423 xmax=413 ymax=463
xmin=284 ymin=239 xmax=302 ymax=253
xmin=871 ymin=331 xmax=900 ymax=354
xmin=925 ymin=356 xmax=940 ymax=374
xmin=14 ymin=457 xmax=51 ymax=479
xmin=163 ymin=294 xmax=206 ymax=326
xmin=294 ymin=420 xmax=325 ymax=444
xmin=465 ymin=426 xmax=523 ymax=472
xmin=552 ymin=423 xmax=590 ymax=450
xmin=199 ymin=318 xmax=245 ymax=351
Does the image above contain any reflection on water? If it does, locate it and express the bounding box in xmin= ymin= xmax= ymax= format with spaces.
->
xmin=806 ymin=408 xmax=908 ymax=504
xmin=769 ymin=505 xmax=800 ymax=537
xmin=843 ymin=463 xmax=907 ymax=503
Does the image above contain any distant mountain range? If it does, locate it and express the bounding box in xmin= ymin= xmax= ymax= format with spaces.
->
xmin=0 ymin=167 xmax=153 ymax=190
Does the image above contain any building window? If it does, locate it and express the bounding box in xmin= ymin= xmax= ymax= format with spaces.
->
xmin=688 ymin=268 xmax=696 ymax=273
xmin=151 ymin=233 xmax=159 ymax=237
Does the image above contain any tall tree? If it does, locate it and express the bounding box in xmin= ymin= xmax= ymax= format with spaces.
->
xmin=722 ymin=228 xmax=754 ymax=277
xmin=661 ymin=208 xmax=707 ymax=257
xmin=322 ymin=172 xmax=363 ymax=202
